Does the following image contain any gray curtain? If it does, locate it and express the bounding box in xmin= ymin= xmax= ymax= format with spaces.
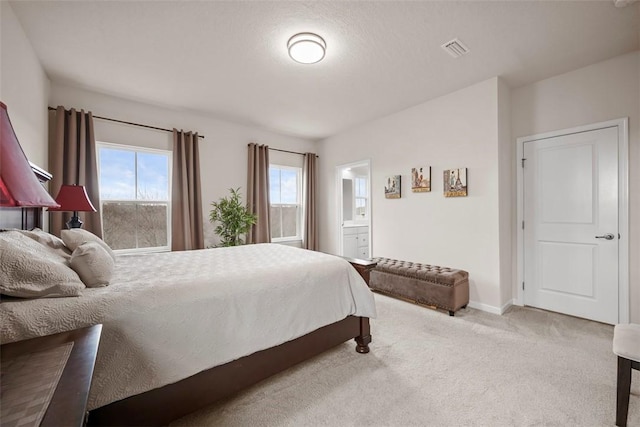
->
xmin=246 ymin=143 xmax=271 ymax=244
xmin=49 ymin=106 xmax=102 ymax=237
xmin=172 ymin=129 xmax=204 ymax=251
xmin=302 ymin=153 xmax=318 ymax=250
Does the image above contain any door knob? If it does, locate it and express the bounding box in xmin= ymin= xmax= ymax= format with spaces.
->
xmin=595 ymin=233 xmax=615 ymax=240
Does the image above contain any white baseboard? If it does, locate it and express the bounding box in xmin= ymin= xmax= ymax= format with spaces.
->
xmin=500 ymin=299 xmax=514 ymax=314
xmin=467 ymin=299 xmax=514 ymax=315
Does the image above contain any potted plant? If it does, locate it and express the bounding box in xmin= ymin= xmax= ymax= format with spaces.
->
xmin=209 ymin=187 xmax=257 ymax=247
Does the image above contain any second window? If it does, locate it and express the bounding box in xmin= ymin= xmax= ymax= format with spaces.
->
xmin=269 ymin=165 xmax=301 ymax=241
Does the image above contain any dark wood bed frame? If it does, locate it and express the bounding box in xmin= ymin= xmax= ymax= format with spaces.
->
xmin=88 ymin=260 xmax=375 ymax=426
xmin=3 ymin=165 xmax=375 ymax=426
xmin=89 ymin=315 xmax=370 ymax=426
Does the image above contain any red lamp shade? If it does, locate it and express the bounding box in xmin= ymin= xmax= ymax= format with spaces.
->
xmin=0 ymin=101 xmax=59 ymax=207
xmin=48 ymin=185 xmax=96 ymax=212
xmin=48 ymin=184 xmax=96 ymax=229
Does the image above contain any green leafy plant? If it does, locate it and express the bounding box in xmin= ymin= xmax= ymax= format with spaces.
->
xmin=209 ymin=187 xmax=257 ymax=247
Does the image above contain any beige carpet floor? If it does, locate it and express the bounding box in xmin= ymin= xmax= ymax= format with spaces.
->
xmin=172 ymin=294 xmax=639 ymax=426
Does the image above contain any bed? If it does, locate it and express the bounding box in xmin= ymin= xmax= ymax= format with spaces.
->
xmin=0 ymin=191 xmax=376 ymax=426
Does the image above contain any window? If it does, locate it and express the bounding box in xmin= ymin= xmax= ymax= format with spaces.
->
xmin=354 ymin=176 xmax=368 ymax=219
xmin=269 ymin=165 xmax=301 ymax=241
xmin=97 ymin=143 xmax=171 ymax=252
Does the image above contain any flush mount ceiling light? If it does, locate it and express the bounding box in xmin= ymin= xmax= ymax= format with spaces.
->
xmin=287 ymin=33 xmax=326 ymax=64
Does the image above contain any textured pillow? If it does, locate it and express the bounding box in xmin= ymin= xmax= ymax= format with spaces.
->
xmin=0 ymin=230 xmax=85 ymax=298
xmin=61 ymin=229 xmax=116 ymax=262
xmin=19 ymin=228 xmax=71 ymax=259
xmin=70 ymin=241 xmax=114 ymax=288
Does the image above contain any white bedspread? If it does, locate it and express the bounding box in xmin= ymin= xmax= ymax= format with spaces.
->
xmin=0 ymin=244 xmax=376 ymax=410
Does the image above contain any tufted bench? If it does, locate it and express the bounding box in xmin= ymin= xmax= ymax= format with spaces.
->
xmin=370 ymin=257 xmax=469 ymax=316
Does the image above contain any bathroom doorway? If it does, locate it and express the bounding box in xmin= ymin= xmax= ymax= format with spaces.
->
xmin=336 ymin=160 xmax=371 ymax=259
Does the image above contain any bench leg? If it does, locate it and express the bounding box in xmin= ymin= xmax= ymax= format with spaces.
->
xmin=449 ymin=310 xmax=455 ymax=317
xmin=616 ymin=356 xmax=632 ymax=426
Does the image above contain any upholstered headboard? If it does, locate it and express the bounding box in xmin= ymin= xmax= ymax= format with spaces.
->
xmin=0 ymin=163 xmax=52 ymax=230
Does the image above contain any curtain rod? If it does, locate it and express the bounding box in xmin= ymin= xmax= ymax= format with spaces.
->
xmin=250 ymin=144 xmax=318 ymax=158
xmin=48 ymin=106 xmax=205 ymax=139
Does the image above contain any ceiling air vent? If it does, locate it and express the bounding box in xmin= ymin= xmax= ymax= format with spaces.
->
xmin=441 ymin=38 xmax=469 ymax=58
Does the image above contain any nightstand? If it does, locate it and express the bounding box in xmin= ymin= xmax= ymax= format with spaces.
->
xmin=345 ymin=257 xmax=378 ymax=286
xmin=1 ymin=324 xmax=102 ymax=427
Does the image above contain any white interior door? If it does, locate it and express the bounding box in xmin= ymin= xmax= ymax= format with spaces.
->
xmin=523 ymin=126 xmax=619 ymax=324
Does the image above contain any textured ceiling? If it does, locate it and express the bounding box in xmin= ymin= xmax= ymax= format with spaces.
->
xmin=9 ymin=0 xmax=640 ymax=140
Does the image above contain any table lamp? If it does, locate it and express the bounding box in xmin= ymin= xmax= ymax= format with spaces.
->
xmin=0 ymin=101 xmax=59 ymax=208
xmin=48 ymin=184 xmax=96 ymax=229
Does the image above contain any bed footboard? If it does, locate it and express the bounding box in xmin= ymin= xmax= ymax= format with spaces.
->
xmin=89 ymin=315 xmax=371 ymax=426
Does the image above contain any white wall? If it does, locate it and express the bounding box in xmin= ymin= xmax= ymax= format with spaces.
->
xmin=497 ymin=79 xmax=513 ymax=308
xmin=1 ymin=1 xmax=50 ymax=168
xmin=319 ymin=52 xmax=639 ymax=320
xmin=318 ymin=78 xmax=506 ymax=313
xmin=511 ymin=51 xmax=640 ymax=322
xmin=49 ymin=83 xmax=316 ymax=247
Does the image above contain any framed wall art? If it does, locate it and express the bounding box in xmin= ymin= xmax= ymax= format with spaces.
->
xmin=411 ymin=166 xmax=431 ymax=192
xmin=443 ymin=168 xmax=467 ymax=197
xmin=385 ymin=175 xmax=401 ymax=199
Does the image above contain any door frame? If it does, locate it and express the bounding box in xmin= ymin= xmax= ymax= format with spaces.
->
xmin=515 ymin=118 xmax=629 ymax=323
xmin=335 ymin=159 xmax=372 ymax=257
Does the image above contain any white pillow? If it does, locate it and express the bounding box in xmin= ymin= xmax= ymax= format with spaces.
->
xmin=0 ymin=231 xmax=85 ymax=298
xmin=19 ymin=228 xmax=71 ymax=259
xmin=61 ymin=229 xmax=116 ymax=262
xmin=70 ymin=241 xmax=115 ymax=288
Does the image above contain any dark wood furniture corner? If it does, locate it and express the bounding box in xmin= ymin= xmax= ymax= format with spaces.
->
xmin=616 ymin=357 xmax=640 ymax=426
xmin=1 ymin=324 xmax=102 ymax=427
xmin=345 ymin=257 xmax=378 ymax=286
